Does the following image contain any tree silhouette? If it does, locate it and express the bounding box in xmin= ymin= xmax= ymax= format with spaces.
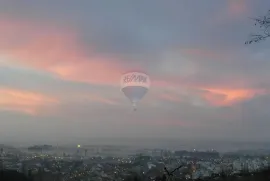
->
xmin=163 ymin=165 xmax=184 ymax=181
xmin=0 ymin=170 xmax=32 ymax=181
xmin=246 ymin=10 xmax=270 ymax=44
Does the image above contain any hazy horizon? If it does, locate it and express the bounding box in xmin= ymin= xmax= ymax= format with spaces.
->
xmin=2 ymin=137 xmax=270 ymax=153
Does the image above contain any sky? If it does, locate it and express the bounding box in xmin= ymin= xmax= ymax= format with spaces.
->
xmin=0 ymin=0 xmax=270 ymax=144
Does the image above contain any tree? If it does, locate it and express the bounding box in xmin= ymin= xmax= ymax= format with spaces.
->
xmin=245 ymin=10 xmax=270 ymax=44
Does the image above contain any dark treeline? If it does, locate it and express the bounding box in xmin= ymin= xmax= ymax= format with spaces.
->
xmin=124 ymin=168 xmax=270 ymax=181
xmin=0 ymin=168 xmax=270 ymax=181
xmin=0 ymin=170 xmax=32 ymax=181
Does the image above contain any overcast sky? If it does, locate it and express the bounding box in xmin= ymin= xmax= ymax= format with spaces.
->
xmin=0 ymin=0 xmax=270 ymax=144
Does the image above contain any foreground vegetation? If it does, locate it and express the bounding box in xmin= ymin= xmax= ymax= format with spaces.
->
xmin=125 ymin=168 xmax=270 ymax=181
xmin=0 ymin=168 xmax=270 ymax=181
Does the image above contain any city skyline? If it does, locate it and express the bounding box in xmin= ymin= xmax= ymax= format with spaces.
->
xmin=0 ymin=0 xmax=270 ymax=142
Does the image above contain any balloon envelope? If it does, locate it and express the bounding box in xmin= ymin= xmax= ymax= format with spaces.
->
xmin=122 ymin=86 xmax=148 ymax=103
xmin=120 ymin=72 xmax=150 ymax=108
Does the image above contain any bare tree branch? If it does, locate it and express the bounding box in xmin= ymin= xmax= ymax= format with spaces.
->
xmin=246 ymin=10 xmax=270 ymax=44
xmin=163 ymin=165 xmax=184 ymax=181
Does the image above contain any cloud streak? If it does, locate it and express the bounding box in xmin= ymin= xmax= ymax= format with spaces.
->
xmin=0 ymin=87 xmax=58 ymax=115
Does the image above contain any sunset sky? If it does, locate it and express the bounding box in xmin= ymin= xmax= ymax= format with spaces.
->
xmin=0 ymin=0 xmax=270 ymax=144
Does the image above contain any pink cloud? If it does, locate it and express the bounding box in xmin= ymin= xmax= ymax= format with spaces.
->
xmin=208 ymin=0 xmax=249 ymax=25
xmin=0 ymin=17 xmax=264 ymax=108
xmin=200 ymin=88 xmax=265 ymax=106
xmin=0 ymin=17 xmax=127 ymax=86
xmin=152 ymin=76 xmax=265 ymax=106
xmin=151 ymin=45 xmax=265 ymax=106
xmin=227 ymin=0 xmax=249 ymax=17
xmin=0 ymin=87 xmax=58 ymax=115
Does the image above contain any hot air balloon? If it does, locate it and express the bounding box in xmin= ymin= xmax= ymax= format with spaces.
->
xmin=121 ymin=71 xmax=150 ymax=111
